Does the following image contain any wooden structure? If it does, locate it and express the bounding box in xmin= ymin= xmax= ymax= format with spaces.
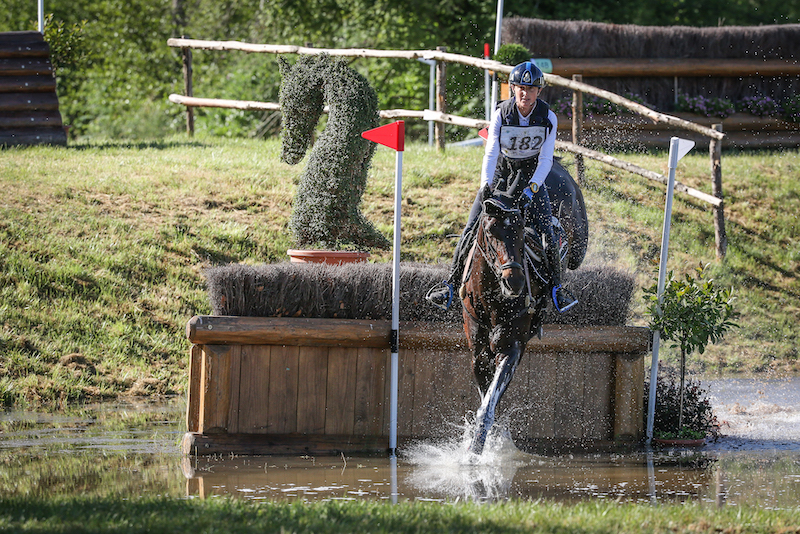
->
xmin=182 ymin=316 xmax=649 ymax=456
xmin=0 ymin=31 xmax=67 ymax=147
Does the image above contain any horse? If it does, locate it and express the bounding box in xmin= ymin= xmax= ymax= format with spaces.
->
xmin=460 ymin=160 xmax=588 ymax=455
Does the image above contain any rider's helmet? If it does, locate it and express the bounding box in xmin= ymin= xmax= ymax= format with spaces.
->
xmin=508 ymin=61 xmax=546 ymax=88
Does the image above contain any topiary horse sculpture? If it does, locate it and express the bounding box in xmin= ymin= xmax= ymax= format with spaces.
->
xmin=279 ymin=54 xmax=389 ymax=250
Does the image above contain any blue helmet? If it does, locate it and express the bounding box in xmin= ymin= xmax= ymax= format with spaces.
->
xmin=508 ymin=61 xmax=546 ymax=88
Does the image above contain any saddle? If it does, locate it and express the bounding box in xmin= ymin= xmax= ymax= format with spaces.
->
xmin=523 ymin=215 xmax=569 ymax=286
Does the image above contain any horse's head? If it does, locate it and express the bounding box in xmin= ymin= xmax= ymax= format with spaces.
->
xmin=480 ymin=192 xmax=526 ymax=299
xmin=278 ymin=55 xmax=327 ymax=165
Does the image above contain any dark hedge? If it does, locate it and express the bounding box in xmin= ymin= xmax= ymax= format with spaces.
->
xmin=205 ymin=261 xmax=635 ymax=326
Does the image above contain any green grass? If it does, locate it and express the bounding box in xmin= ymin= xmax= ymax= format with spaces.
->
xmin=1 ymin=496 xmax=799 ymax=533
xmin=0 ymin=136 xmax=798 ymax=407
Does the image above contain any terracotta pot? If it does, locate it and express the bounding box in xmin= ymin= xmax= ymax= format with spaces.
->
xmin=653 ymin=437 xmax=706 ymax=447
xmin=287 ymin=249 xmax=369 ymax=265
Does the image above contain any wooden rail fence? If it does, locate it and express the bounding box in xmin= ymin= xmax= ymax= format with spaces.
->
xmin=166 ymin=38 xmax=729 ymax=260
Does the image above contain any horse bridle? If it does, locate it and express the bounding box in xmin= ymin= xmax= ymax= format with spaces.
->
xmin=474 ymin=202 xmax=525 ymax=282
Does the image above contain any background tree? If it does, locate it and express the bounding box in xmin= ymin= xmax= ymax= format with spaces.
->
xmin=2 ymin=0 xmax=797 ymax=140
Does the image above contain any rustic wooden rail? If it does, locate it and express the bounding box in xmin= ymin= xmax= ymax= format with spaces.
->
xmin=166 ymin=38 xmax=730 ymax=260
xmin=183 ymin=316 xmax=649 ymax=456
xmin=546 ymin=58 xmax=800 ymax=77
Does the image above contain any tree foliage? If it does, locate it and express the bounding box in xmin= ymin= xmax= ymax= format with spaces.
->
xmin=2 ymin=0 xmax=797 ymax=139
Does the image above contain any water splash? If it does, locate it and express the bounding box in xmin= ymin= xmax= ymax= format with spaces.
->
xmin=401 ymin=415 xmax=529 ymax=502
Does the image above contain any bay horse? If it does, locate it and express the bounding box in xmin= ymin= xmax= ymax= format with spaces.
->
xmin=461 ymin=161 xmax=587 ymax=455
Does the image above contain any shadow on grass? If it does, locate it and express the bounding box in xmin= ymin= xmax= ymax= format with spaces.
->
xmin=66 ymin=139 xmax=209 ymax=151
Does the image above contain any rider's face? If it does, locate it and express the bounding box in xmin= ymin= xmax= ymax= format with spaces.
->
xmin=512 ymin=84 xmax=542 ymax=115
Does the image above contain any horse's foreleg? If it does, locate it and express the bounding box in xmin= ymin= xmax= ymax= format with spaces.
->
xmin=468 ymin=341 xmax=524 ymax=455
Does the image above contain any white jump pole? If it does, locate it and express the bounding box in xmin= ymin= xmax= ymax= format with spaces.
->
xmin=38 ymin=0 xmax=44 ymax=33
xmin=362 ymin=121 xmax=405 ymax=455
xmin=646 ymin=136 xmax=695 ymax=444
xmin=490 ymin=0 xmax=504 ymax=107
xmin=389 ymin=145 xmax=403 ymax=455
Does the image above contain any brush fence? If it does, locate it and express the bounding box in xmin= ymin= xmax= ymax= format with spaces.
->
xmin=182 ymin=316 xmax=648 ymax=456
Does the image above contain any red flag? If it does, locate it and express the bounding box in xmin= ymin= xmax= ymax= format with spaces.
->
xmin=362 ymin=121 xmax=404 ymax=152
xmin=478 ymin=127 xmax=488 ymax=140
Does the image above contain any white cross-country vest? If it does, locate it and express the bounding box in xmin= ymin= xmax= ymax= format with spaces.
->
xmin=496 ymin=98 xmax=553 ymax=161
xmin=499 ymin=124 xmax=549 ymax=159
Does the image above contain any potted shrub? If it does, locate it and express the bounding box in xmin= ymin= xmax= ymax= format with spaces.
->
xmin=644 ymin=365 xmax=720 ymax=444
xmin=278 ymin=54 xmax=390 ymax=263
xmin=492 ymin=43 xmax=532 ymax=99
xmin=644 ymin=263 xmax=738 ymax=440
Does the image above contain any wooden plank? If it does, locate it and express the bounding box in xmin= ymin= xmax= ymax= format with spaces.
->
xmin=410 ymin=348 xmax=442 ymax=438
xmin=236 ymin=345 xmax=271 ymax=434
xmin=0 ymin=32 xmax=46 ymax=45
xmin=0 ymin=93 xmax=60 ymax=112
xmin=181 ymin=432 xmax=389 ymax=456
xmin=437 ymin=349 xmax=476 ymax=431
xmin=582 ymin=353 xmax=614 ymax=439
xmin=0 ymin=42 xmax=49 ymax=58
xmin=526 ymin=352 xmax=557 ymax=438
xmin=187 ymin=316 xmax=650 ymax=354
xmin=226 ymin=345 xmax=242 ymax=433
xmin=324 ymin=347 xmax=358 ymax=435
xmin=353 ymin=347 xmax=387 ymax=436
xmin=186 ymin=344 xmax=202 ymax=433
xmin=396 ymin=349 xmax=416 ymax=438
xmin=296 ymin=345 xmax=328 ymax=434
xmin=549 ymin=57 xmax=800 ymax=77
xmin=554 ymin=352 xmax=584 ymax=439
xmin=613 ymin=352 xmax=645 ymax=441
xmin=267 ymin=345 xmax=299 ymax=434
xmin=0 ymin=128 xmax=66 ymax=147
xmin=0 ymin=75 xmax=57 ymax=93
xmin=0 ymin=59 xmax=53 ymax=76
xmin=0 ymin=110 xmax=62 ymax=128
xmin=198 ymin=345 xmax=233 ymax=434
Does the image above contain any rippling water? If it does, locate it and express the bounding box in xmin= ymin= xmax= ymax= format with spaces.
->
xmin=1 ymin=378 xmax=798 ymax=506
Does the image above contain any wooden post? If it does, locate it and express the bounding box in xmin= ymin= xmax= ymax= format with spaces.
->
xmin=710 ymin=123 xmax=727 ymax=260
xmin=571 ymin=74 xmax=585 ymax=184
xmin=182 ymin=42 xmax=194 ymax=137
xmin=435 ymin=46 xmax=447 ymax=151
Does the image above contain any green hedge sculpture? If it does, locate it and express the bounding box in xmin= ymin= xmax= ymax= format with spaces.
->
xmin=279 ymin=54 xmax=389 ymax=250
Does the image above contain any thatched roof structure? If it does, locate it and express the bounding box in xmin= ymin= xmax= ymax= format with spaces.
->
xmin=504 ymin=18 xmax=800 ymax=111
xmin=205 ymin=261 xmax=636 ymax=327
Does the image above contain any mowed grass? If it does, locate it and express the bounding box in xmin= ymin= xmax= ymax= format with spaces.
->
xmin=1 ymin=495 xmax=800 ymax=534
xmin=0 ymin=136 xmax=798 ymax=407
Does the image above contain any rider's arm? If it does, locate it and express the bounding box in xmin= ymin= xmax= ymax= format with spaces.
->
xmin=480 ymin=109 xmax=503 ymax=188
xmin=529 ymin=109 xmax=558 ymax=189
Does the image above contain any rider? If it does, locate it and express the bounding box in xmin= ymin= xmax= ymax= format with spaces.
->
xmin=426 ymin=60 xmax=578 ymax=313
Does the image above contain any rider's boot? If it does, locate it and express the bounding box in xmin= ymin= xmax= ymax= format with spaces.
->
xmin=545 ymin=233 xmax=578 ymax=313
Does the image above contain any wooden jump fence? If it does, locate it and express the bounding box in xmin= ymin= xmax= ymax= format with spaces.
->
xmin=183 ymin=316 xmax=649 ymax=456
xmin=166 ymin=38 xmax=729 ymax=260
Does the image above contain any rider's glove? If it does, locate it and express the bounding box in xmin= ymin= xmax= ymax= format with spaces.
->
xmin=522 ymin=182 xmax=539 ymax=200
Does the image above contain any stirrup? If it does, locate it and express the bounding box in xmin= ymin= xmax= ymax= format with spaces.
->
xmin=552 ymin=285 xmax=578 ymax=313
xmin=425 ymin=281 xmax=454 ymax=311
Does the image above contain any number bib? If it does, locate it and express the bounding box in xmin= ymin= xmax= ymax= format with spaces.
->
xmin=499 ymin=125 xmax=547 ymax=160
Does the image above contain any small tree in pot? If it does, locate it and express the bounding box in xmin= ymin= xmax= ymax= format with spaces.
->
xmin=644 ymin=263 xmax=738 ymax=435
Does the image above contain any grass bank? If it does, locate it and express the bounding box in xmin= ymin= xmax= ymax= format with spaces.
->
xmin=0 ymin=137 xmax=798 ymax=407
xmin=1 ymin=496 xmax=799 ymax=534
